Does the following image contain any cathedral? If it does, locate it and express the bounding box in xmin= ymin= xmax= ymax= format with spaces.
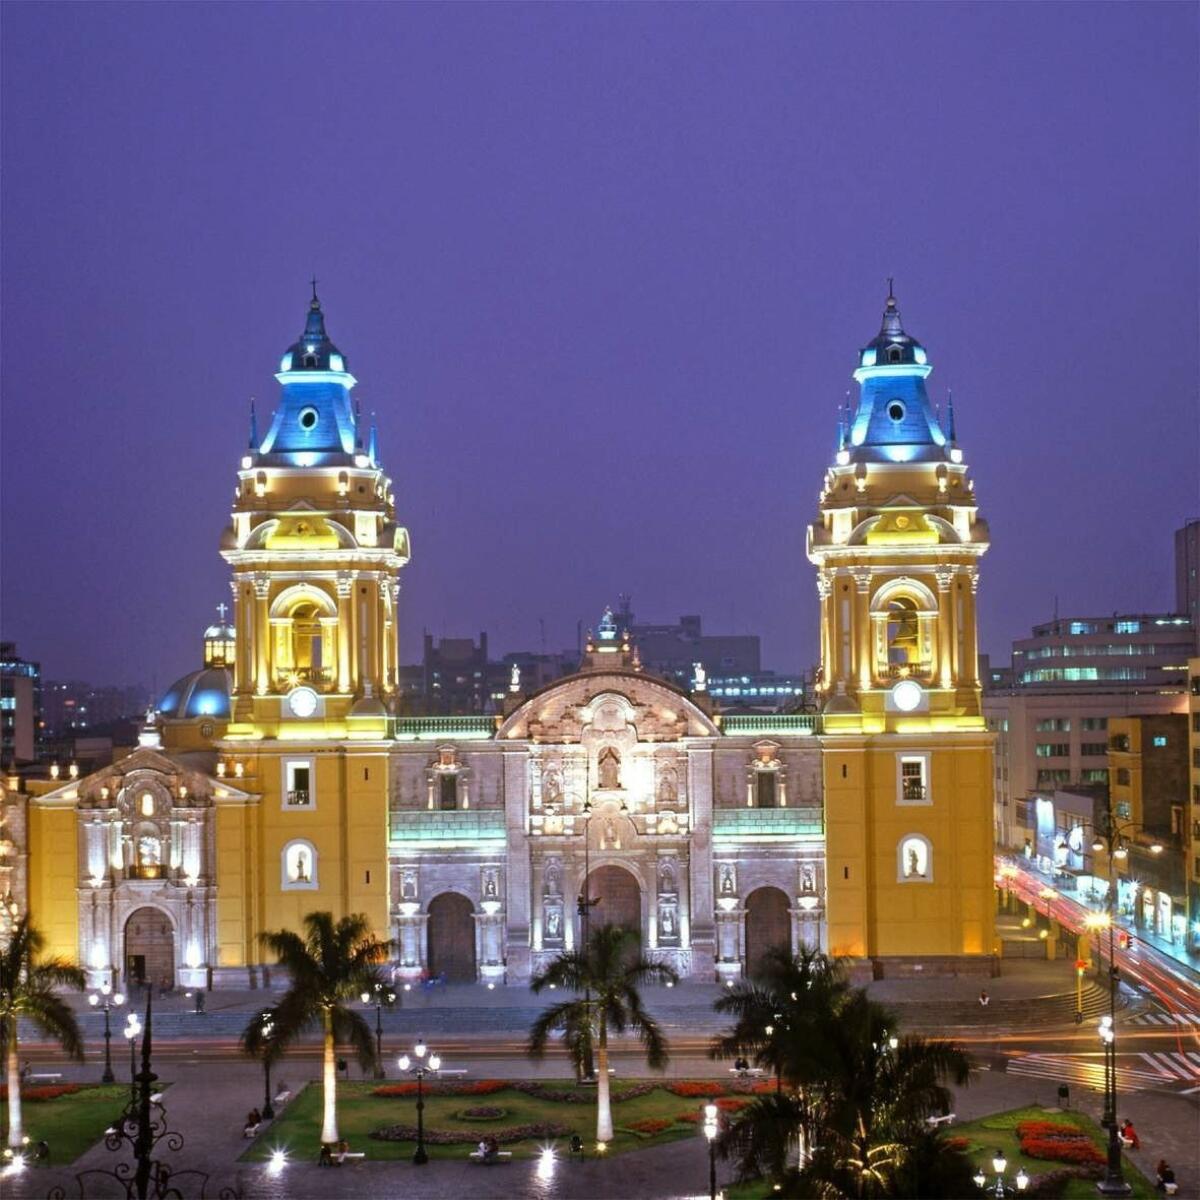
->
xmin=17 ymin=287 xmax=995 ymax=989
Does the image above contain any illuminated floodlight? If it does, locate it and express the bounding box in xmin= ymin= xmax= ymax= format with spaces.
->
xmin=269 ymin=1149 xmax=287 ymax=1173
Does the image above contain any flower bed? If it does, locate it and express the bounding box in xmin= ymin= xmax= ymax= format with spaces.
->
xmin=373 ymin=1079 xmax=507 ymax=1098
xmin=715 ymin=1097 xmax=750 ymax=1113
xmin=667 ymin=1081 xmax=725 ymax=1097
xmin=455 ymin=1106 xmax=507 ymax=1121
xmin=371 ymin=1121 xmax=571 ymax=1145
xmin=626 ymin=1117 xmax=675 ymax=1136
xmin=1016 ymin=1119 xmax=1105 ymax=1167
xmin=0 ymin=1084 xmax=82 ymax=1102
xmin=510 ymin=1081 xmax=657 ymax=1104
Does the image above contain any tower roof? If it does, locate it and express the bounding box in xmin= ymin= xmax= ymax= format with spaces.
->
xmin=859 ymin=283 xmax=926 ymax=368
xmin=279 ymin=282 xmax=347 ymax=375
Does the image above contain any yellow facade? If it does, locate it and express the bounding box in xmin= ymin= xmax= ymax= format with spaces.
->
xmin=27 ymin=801 xmax=78 ymax=963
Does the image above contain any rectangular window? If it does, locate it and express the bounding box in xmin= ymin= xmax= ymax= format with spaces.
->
xmin=1035 ymin=718 xmax=1071 ymax=732
xmin=1110 ymin=735 xmax=1131 ymax=752
xmin=1151 ymin=735 xmax=1168 ymax=747
xmin=897 ymin=754 xmax=930 ymax=804
xmin=1114 ymin=619 xmax=1141 ymax=634
xmin=1081 ymin=717 xmax=1108 ymax=731
xmin=284 ymin=760 xmax=315 ymax=808
xmin=755 ymin=772 xmax=777 ymax=808
xmin=1035 ymin=743 xmax=1070 ymax=758
xmin=1115 ymin=767 xmax=1131 ymax=786
xmin=1081 ymin=769 xmax=1109 ymax=784
xmin=1192 ymin=713 xmax=1200 ymax=733
xmin=1036 ymin=769 xmax=1071 ymax=787
xmin=1116 ymin=801 xmax=1131 ymax=819
xmin=439 ymin=773 xmax=458 ymax=811
xmin=1080 ymin=743 xmax=1108 ymax=757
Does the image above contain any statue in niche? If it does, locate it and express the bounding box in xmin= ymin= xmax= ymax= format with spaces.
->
xmin=293 ymin=850 xmax=310 ymax=883
xmin=484 ymin=872 xmax=498 ymax=899
xmin=544 ymin=862 xmax=561 ymax=896
xmin=602 ymin=817 xmax=618 ymax=850
xmin=800 ymin=865 xmax=815 ymax=894
xmin=546 ymin=908 xmax=561 ymax=939
xmin=598 ymin=747 xmax=621 ymax=790
xmin=905 ymin=844 xmax=924 ymax=878
xmin=543 ymin=770 xmax=562 ymax=807
xmin=659 ymin=861 xmax=676 ymax=895
xmin=401 ymin=872 xmax=417 ymax=899
xmin=720 ymin=866 xmax=735 ymax=896
xmin=660 ymin=906 xmax=676 ymax=937
xmin=658 ymin=768 xmax=678 ymax=805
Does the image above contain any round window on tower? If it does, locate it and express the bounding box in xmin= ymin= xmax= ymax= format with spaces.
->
xmin=298 ymin=407 xmax=319 ymax=431
xmin=887 ymin=400 xmax=905 ymax=422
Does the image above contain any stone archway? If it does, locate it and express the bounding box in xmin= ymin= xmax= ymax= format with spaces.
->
xmin=585 ymin=864 xmax=642 ymax=938
xmin=427 ymin=893 xmax=476 ymax=983
xmin=744 ymin=887 xmax=791 ymax=979
xmin=124 ymin=906 xmax=175 ymax=989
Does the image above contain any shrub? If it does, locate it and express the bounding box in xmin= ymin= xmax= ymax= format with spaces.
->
xmin=667 ymin=1081 xmax=725 ymax=1097
xmin=1016 ymin=1120 xmax=1085 ymax=1140
xmin=675 ymin=1111 xmax=703 ymax=1124
xmin=456 ymin=1106 xmax=507 ymax=1120
xmin=373 ymin=1079 xmax=508 ymax=1098
xmin=626 ymin=1117 xmax=674 ymax=1136
xmin=715 ymin=1097 xmax=750 ymax=1113
xmin=510 ymin=1081 xmax=657 ymax=1104
xmin=0 ymin=1084 xmax=82 ymax=1102
xmin=371 ymin=1121 xmax=572 ymax=1145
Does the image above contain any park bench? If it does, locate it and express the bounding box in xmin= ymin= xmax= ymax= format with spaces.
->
xmin=26 ymin=1072 xmax=63 ymax=1083
xmin=925 ymin=1113 xmax=956 ymax=1128
xmin=243 ymin=1124 xmax=260 ymax=1139
xmin=273 ymin=1090 xmax=292 ymax=1105
xmin=435 ymin=1068 xmax=469 ymax=1077
xmin=469 ymin=1150 xmax=513 ymax=1164
xmin=729 ymin=1066 xmax=765 ymax=1077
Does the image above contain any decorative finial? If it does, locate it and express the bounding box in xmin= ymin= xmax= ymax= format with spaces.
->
xmin=309 ymin=275 xmax=320 ymax=308
xmin=216 ymin=601 xmax=229 ymax=623
xmin=886 ymin=276 xmax=895 ymax=305
xmin=946 ymin=389 xmax=957 ymax=443
xmin=368 ymin=412 xmax=379 ymax=465
xmin=248 ymin=398 xmax=259 ymax=449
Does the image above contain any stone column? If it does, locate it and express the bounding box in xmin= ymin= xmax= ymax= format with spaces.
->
xmin=854 ymin=570 xmax=873 ymax=691
xmin=961 ymin=569 xmax=980 ymax=686
xmin=502 ymin=747 xmax=532 ymax=981
xmin=336 ymin=575 xmax=353 ymax=693
xmin=253 ymin=576 xmax=270 ymax=695
xmin=686 ymin=748 xmax=716 ymax=977
xmin=232 ymin=579 xmax=250 ymax=697
xmin=935 ymin=569 xmax=954 ymax=689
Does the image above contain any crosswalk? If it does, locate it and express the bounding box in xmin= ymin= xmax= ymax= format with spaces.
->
xmin=1128 ymin=1010 xmax=1200 ymax=1027
xmin=1005 ymin=1050 xmax=1200 ymax=1093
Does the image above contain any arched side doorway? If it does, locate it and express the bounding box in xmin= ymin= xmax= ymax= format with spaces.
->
xmin=744 ymin=887 xmax=791 ymax=979
xmin=427 ymin=893 xmax=476 ymax=983
xmin=125 ymin=907 xmax=175 ymax=989
xmin=585 ymin=865 xmax=641 ymax=939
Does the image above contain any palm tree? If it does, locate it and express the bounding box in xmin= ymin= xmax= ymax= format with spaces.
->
xmin=528 ymin=923 xmax=678 ymax=1143
xmin=711 ymin=946 xmax=848 ymax=1170
xmin=257 ymin=912 xmax=391 ymax=1145
xmin=0 ymin=916 xmax=85 ymax=1150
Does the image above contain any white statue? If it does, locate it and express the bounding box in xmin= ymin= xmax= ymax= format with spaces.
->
xmin=510 ymin=663 xmax=521 ymax=693
xmin=692 ymin=662 xmax=707 ymax=692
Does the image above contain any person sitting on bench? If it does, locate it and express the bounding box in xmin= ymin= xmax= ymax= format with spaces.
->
xmin=480 ymin=1135 xmax=500 ymax=1162
xmin=733 ymin=1056 xmax=750 ymax=1073
xmin=318 ymin=1144 xmax=333 ymax=1168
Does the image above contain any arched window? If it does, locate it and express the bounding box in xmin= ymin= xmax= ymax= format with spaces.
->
xmin=887 ymin=345 xmax=903 ymax=363
xmin=886 ymin=597 xmax=920 ymax=664
xmin=290 ymin=603 xmax=323 ymax=674
xmin=282 ymin=839 xmax=318 ymax=890
xmin=897 ymin=834 xmax=932 ymax=882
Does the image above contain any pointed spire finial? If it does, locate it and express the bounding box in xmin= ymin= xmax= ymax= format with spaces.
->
xmin=310 ymin=275 xmax=320 ymax=308
xmin=368 ymin=411 xmax=379 ymax=465
xmin=946 ymin=389 xmax=957 ymax=443
xmin=886 ymin=276 xmax=895 ymax=306
xmin=248 ymin=398 xmax=259 ymax=449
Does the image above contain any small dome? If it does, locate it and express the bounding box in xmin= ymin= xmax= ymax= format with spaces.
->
xmin=860 ymin=290 xmax=927 ymax=368
xmin=158 ymin=667 xmax=233 ymax=720
xmin=203 ymin=622 xmax=236 ymax=640
xmin=279 ymin=289 xmax=346 ymax=374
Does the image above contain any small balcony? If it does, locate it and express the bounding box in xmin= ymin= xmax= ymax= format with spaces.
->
xmin=901 ymin=781 xmax=927 ymax=803
xmin=274 ymin=667 xmax=334 ymax=691
xmin=285 ymin=790 xmax=311 ymax=807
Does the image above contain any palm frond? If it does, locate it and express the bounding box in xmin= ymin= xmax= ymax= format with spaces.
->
xmin=530 ymin=952 xmax=586 ymax=994
xmin=526 ymin=998 xmax=588 ymax=1060
xmin=331 ymin=1006 xmax=378 ymax=1071
xmin=20 ymin=986 xmax=85 ymax=1059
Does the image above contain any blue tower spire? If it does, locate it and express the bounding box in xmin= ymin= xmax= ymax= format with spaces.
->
xmin=844 ymin=286 xmax=948 ymax=464
xmin=248 ymin=399 xmax=259 ymax=449
xmin=946 ymin=389 xmax=957 ymax=444
xmin=258 ymin=287 xmax=358 ymax=462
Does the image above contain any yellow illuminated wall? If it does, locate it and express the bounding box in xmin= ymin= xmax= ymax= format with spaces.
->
xmin=28 ymin=804 xmax=78 ymax=963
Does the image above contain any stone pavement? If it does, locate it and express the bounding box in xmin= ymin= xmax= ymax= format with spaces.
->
xmin=8 ymin=1052 xmax=1197 ymax=1199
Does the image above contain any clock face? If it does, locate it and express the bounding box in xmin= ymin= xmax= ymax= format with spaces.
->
xmin=891 ymin=679 xmax=923 ymax=712
xmin=287 ymin=687 xmax=318 ymax=719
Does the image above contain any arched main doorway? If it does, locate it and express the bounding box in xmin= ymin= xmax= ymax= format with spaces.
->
xmin=427 ymin=893 xmax=476 ymax=983
xmin=124 ymin=907 xmax=175 ymax=989
xmin=744 ymin=887 xmax=791 ymax=979
xmin=584 ymin=865 xmax=641 ymax=939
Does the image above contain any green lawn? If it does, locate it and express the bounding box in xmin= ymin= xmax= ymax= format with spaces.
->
xmin=243 ymin=1079 xmax=741 ymax=1162
xmin=1 ymin=1085 xmax=133 ymax=1164
xmin=955 ymin=1107 xmax=1155 ymax=1199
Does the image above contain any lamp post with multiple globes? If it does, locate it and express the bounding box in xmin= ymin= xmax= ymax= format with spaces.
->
xmin=973 ymin=1150 xmax=1029 ymax=1196
xmin=88 ymin=983 xmax=125 ymax=1083
xmin=360 ymin=981 xmax=397 ymax=1080
xmin=396 ymin=1038 xmax=441 ymax=1165
xmin=703 ymin=1102 xmax=719 ymax=1200
xmin=122 ymin=1011 xmax=142 ymax=1101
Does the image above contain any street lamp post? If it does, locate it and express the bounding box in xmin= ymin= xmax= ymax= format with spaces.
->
xmin=259 ymin=1009 xmax=276 ymax=1120
xmin=360 ymin=981 xmax=396 ymax=1080
xmin=88 ymin=983 xmax=125 ymax=1084
xmin=973 ymin=1150 xmax=1029 ymax=1196
xmin=397 ymin=1038 xmax=442 ymax=1166
xmin=123 ymin=1011 xmax=142 ymax=1101
xmin=703 ymin=1102 xmax=719 ymax=1200
xmin=577 ymin=798 xmax=598 ymax=1082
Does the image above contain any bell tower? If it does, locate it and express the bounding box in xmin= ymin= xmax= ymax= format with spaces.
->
xmin=809 ymin=289 xmax=994 ymax=968
xmin=210 ymin=287 xmax=406 ymax=978
xmin=222 ymin=286 xmax=411 ymax=732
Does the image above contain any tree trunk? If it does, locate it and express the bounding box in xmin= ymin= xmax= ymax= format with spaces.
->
xmin=320 ymin=1009 xmax=338 ymax=1145
xmin=595 ymin=1019 xmax=613 ymax=1143
xmin=5 ymin=1023 xmax=22 ymax=1150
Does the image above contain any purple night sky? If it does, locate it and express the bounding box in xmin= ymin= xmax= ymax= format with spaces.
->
xmin=2 ymin=3 xmax=1196 ymax=693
